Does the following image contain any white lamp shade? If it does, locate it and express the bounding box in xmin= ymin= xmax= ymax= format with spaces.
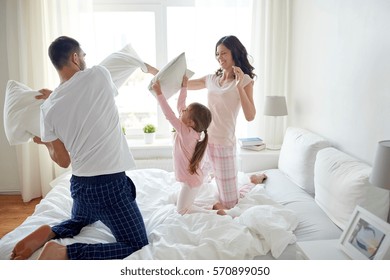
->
xmin=264 ymin=96 xmax=288 ymax=116
xmin=370 ymin=140 xmax=390 ymax=190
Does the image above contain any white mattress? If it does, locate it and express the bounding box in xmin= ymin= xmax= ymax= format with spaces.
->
xmin=0 ymin=168 xmax=341 ymax=260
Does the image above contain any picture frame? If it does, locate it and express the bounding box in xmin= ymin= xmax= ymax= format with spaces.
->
xmin=339 ymin=205 xmax=390 ymax=260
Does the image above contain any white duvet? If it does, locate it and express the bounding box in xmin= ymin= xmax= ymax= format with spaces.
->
xmin=0 ymin=169 xmax=298 ymax=260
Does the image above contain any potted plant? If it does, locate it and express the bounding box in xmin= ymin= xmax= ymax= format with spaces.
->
xmin=143 ymin=124 xmax=156 ymax=144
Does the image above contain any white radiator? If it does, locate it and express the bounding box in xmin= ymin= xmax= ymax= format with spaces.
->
xmin=134 ymin=158 xmax=173 ymax=172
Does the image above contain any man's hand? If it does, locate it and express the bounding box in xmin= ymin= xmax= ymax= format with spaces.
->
xmin=144 ymin=63 xmax=159 ymax=76
xmin=35 ymin=88 xmax=52 ymax=100
xmin=32 ymin=136 xmax=71 ymax=168
xmin=33 ymin=136 xmax=44 ymax=145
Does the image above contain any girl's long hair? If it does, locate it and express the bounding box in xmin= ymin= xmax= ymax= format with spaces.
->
xmin=215 ymin=35 xmax=256 ymax=79
xmin=187 ymin=103 xmax=212 ymax=175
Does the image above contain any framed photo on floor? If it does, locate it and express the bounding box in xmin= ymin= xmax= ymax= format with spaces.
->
xmin=339 ymin=205 xmax=390 ymax=260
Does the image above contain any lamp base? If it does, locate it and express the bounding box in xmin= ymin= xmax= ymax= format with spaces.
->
xmin=266 ymin=144 xmax=282 ymax=150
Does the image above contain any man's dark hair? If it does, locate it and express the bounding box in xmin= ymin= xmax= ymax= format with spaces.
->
xmin=48 ymin=36 xmax=81 ymax=70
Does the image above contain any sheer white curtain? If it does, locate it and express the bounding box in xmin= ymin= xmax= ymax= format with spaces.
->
xmin=250 ymin=0 xmax=290 ymax=145
xmin=6 ymin=0 xmax=92 ymax=201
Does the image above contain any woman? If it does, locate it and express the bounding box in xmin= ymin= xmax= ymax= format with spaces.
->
xmin=187 ymin=35 xmax=259 ymax=213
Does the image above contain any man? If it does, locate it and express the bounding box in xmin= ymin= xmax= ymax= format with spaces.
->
xmin=11 ymin=36 xmax=148 ymax=260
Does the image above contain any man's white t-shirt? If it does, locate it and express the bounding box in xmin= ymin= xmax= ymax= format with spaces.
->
xmin=40 ymin=65 xmax=135 ymax=176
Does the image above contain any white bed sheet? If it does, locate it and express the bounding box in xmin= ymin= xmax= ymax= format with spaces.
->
xmin=252 ymin=169 xmax=343 ymax=260
xmin=262 ymin=169 xmax=342 ymax=241
xmin=0 ymin=169 xmax=298 ymax=260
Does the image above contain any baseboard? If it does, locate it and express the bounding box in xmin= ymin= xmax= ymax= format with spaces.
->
xmin=0 ymin=190 xmax=21 ymax=195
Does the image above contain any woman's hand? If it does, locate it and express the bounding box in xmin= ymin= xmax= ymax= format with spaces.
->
xmin=233 ymin=66 xmax=256 ymax=121
xmin=233 ymin=66 xmax=244 ymax=88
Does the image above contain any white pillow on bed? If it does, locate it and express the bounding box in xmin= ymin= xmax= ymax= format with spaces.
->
xmin=314 ymin=147 xmax=390 ymax=230
xmin=99 ymin=43 xmax=147 ymax=89
xmin=278 ymin=127 xmax=331 ymax=195
xmin=3 ymin=80 xmax=43 ymax=145
xmin=148 ymin=52 xmax=194 ymax=99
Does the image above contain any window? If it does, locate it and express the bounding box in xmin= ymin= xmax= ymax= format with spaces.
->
xmin=89 ymin=0 xmax=253 ymax=139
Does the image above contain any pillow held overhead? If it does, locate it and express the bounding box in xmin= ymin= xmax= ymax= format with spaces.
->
xmin=99 ymin=43 xmax=147 ymax=89
xmin=3 ymin=80 xmax=43 ymax=145
xmin=148 ymin=52 xmax=194 ymax=99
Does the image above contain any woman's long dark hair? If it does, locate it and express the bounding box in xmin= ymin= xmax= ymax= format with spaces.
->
xmin=215 ymin=35 xmax=256 ymax=79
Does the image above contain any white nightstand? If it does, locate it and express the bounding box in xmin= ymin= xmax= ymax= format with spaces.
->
xmin=296 ymin=239 xmax=351 ymax=260
xmin=237 ymin=148 xmax=280 ymax=173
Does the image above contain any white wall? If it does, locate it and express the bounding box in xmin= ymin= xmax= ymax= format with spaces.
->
xmin=0 ymin=0 xmax=21 ymax=193
xmin=288 ymin=0 xmax=390 ymax=164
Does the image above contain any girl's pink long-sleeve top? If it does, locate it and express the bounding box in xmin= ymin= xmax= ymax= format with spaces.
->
xmin=157 ymin=88 xmax=203 ymax=187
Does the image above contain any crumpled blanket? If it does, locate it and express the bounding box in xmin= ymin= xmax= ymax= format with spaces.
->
xmin=126 ymin=170 xmax=298 ymax=259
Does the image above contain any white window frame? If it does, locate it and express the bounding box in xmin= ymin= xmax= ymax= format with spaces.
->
xmin=93 ymin=0 xmax=199 ymax=139
xmin=92 ymin=0 xmax=254 ymax=141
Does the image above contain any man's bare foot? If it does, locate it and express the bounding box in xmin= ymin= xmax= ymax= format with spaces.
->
xmin=38 ymin=241 xmax=68 ymax=260
xmin=11 ymin=225 xmax=55 ymax=260
xmin=250 ymin=173 xmax=267 ymax=185
xmin=213 ymin=202 xmax=227 ymax=216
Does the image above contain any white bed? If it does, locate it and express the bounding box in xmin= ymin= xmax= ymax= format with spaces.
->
xmin=1 ymin=127 xmax=389 ymax=260
xmin=0 ymin=169 xmax=298 ymax=260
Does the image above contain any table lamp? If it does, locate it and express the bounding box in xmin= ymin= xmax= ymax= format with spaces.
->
xmin=370 ymin=140 xmax=390 ymax=190
xmin=264 ymin=96 xmax=288 ymax=150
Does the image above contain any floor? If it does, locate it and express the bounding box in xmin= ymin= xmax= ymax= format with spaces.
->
xmin=0 ymin=195 xmax=42 ymax=238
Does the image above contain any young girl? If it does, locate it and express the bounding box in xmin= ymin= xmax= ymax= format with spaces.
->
xmin=151 ymin=76 xmax=213 ymax=215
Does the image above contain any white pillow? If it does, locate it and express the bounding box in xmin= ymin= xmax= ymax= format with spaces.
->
xmin=148 ymin=52 xmax=194 ymax=99
xmin=3 ymin=80 xmax=43 ymax=145
xmin=314 ymin=147 xmax=390 ymax=230
xmin=278 ymin=127 xmax=331 ymax=195
xmin=99 ymin=43 xmax=147 ymax=89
